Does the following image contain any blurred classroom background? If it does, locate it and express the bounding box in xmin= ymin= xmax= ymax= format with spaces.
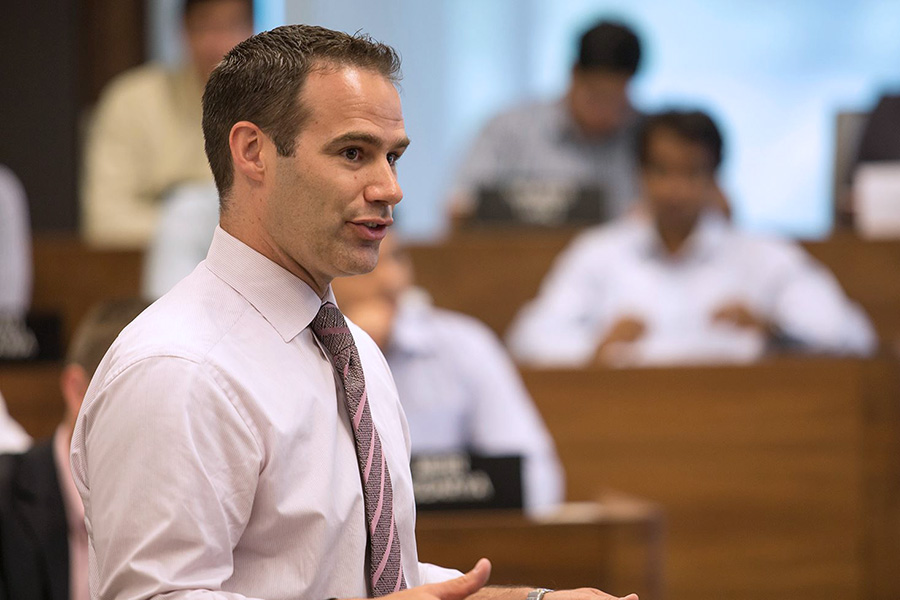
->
xmin=2 ymin=1 xmax=900 ymax=600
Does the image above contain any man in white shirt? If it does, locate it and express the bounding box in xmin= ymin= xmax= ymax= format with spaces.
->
xmin=448 ymin=21 xmax=643 ymax=226
xmin=333 ymin=235 xmax=565 ymax=515
xmin=71 ymin=25 xmax=636 ymax=600
xmin=507 ymin=110 xmax=876 ymax=368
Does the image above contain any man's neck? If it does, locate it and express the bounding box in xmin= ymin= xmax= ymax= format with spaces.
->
xmin=655 ymin=219 xmax=698 ymax=256
xmin=220 ymin=216 xmax=330 ymax=298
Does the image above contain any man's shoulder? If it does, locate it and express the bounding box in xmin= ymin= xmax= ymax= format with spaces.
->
xmin=422 ymin=305 xmax=494 ymax=340
xmin=725 ymin=225 xmax=807 ymax=263
xmin=94 ymin=63 xmax=181 ymax=116
xmin=566 ymin=217 xmax=643 ymax=258
xmin=101 ymin=63 xmax=175 ymax=97
xmin=100 ymin=269 xmax=251 ymax=378
xmin=399 ymin=301 xmax=502 ymax=359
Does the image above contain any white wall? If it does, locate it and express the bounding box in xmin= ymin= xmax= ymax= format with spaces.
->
xmin=152 ymin=0 xmax=900 ymax=239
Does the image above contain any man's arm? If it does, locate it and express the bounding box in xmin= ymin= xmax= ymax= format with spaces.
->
xmin=72 ymin=356 xmax=264 ymax=599
xmin=353 ymin=560 xmax=637 ymax=600
xmin=470 ymin=586 xmax=637 ymax=600
xmin=506 ymin=234 xmax=610 ymax=367
xmin=455 ymin=317 xmax=564 ymax=513
xmin=764 ymin=243 xmax=876 ymax=355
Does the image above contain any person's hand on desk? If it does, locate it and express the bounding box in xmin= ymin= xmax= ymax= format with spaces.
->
xmin=710 ymin=302 xmax=771 ymax=335
xmin=344 ymin=559 xmax=492 ymax=600
xmin=593 ymin=316 xmax=646 ymax=366
xmin=346 ymin=559 xmax=637 ymax=600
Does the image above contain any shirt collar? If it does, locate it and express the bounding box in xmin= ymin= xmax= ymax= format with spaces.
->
xmin=204 ymin=226 xmax=335 ymax=342
xmin=634 ymin=209 xmax=729 ymax=264
xmin=555 ymin=97 xmax=641 ymax=145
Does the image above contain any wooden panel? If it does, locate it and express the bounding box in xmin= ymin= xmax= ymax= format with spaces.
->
xmin=803 ymin=232 xmax=900 ymax=342
xmin=80 ymin=0 xmax=145 ymax=105
xmin=520 ymin=358 xmax=900 ymax=600
xmin=31 ymin=234 xmax=144 ymax=348
xmin=0 ymin=362 xmax=65 ymax=440
xmin=416 ymin=497 xmax=663 ymax=599
xmin=29 ymin=230 xmax=900 ymax=348
xmin=409 ymin=229 xmax=576 ymax=336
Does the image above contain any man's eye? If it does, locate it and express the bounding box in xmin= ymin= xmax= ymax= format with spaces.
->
xmin=343 ymin=148 xmax=360 ymax=161
xmin=387 ymin=153 xmax=399 ymax=166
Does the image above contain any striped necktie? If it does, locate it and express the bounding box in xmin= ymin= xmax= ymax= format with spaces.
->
xmin=311 ymin=302 xmax=407 ymax=597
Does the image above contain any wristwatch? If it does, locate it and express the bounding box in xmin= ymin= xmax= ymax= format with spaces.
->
xmin=526 ymin=588 xmax=553 ymax=600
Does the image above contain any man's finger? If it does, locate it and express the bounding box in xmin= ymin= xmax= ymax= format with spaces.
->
xmin=425 ymin=558 xmax=492 ymax=600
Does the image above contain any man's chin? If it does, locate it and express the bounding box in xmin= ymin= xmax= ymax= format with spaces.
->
xmin=338 ymin=250 xmax=380 ymax=277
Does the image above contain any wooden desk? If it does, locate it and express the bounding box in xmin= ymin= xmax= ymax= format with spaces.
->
xmin=521 ymin=358 xmax=900 ymax=600
xmin=408 ymin=230 xmax=575 ymax=336
xmin=416 ymin=497 xmax=663 ymax=599
xmin=803 ymin=231 xmax=900 ymax=343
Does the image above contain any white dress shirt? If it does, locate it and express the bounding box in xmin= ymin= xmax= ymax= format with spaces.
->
xmin=71 ymin=227 xmax=459 ymax=600
xmin=507 ymin=212 xmax=877 ymax=367
xmin=387 ymin=292 xmax=564 ymax=515
xmin=0 ymin=165 xmax=32 ymax=319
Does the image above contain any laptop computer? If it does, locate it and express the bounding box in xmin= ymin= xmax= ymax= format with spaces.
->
xmin=471 ymin=181 xmax=608 ymax=228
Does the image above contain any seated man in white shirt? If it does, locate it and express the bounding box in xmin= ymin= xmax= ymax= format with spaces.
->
xmin=333 ymin=234 xmax=565 ymax=515
xmin=507 ymin=109 xmax=877 ymax=368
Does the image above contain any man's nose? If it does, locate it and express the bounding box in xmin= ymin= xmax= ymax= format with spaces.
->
xmin=364 ymin=160 xmax=403 ymax=206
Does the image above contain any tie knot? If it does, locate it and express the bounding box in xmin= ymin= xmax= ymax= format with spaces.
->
xmin=311 ymin=302 xmax=353 ymax=361
xmin=312 ymin=301 xmax=345 ymax=331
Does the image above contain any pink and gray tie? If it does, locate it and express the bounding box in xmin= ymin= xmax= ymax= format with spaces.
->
xmin=311 ymin=302 xmax=407 ymax=597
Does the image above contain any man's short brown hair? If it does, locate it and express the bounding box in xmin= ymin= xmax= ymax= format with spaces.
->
xmin=201 ymin=24 xmax=402 ymax=208
xmin=66 ymin=299 xmax=150 ymax=378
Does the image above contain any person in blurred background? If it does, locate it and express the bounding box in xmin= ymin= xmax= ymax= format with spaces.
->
xmin=0 ymin=298 xmax=148 ymax=600
xmin=0 ymin=164 xmax=38 ymax=360
xmin=837 ymin=93 xmax=900 ymax=227
xmin=142 ymin=182 xmax=220 ymax=299
xmin=448 ymin=19 xmax=643 ymax=225
xmin=332 ymin=234 xmax=564 ymax=515
xmin=81 ymin=0 xmax=253 ymax=248
xmin=507 ymin=109 xmax=876 ymax=368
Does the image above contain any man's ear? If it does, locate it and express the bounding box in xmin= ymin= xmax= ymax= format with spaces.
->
xmin=229 ymin=121 xmax=270 ymax=186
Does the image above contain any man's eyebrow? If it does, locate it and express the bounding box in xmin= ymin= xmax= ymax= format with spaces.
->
xmin=323 ymin=131 xmax=411 ymax=152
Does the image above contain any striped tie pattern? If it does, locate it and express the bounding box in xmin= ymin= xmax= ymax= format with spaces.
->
xmin=311 ymin=302 xmax=407 ymax=597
